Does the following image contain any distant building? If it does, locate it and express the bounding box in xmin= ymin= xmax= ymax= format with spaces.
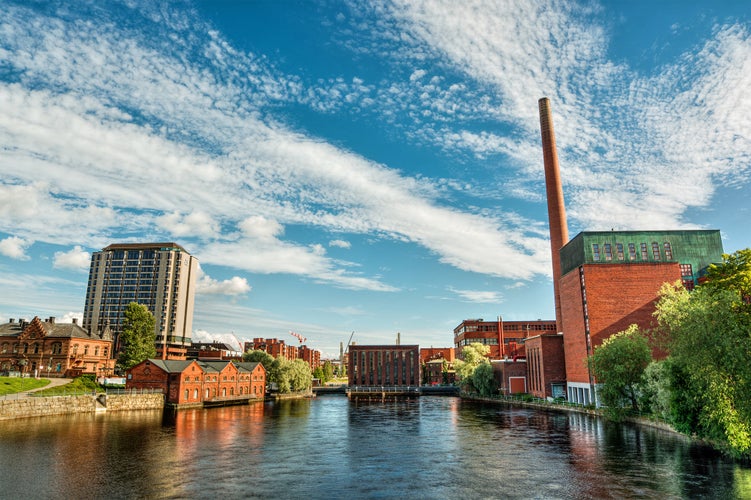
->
xmin=559 ymin=230 xmax=724 ymax=405
xmin=453 ymin=319 xmax=556 ymax=360
xmin=245 ymin=338 xmax=321 ymax=369
xmin=419 ymin=347 xmax=455 ymax=364
xmin=492 ymin=359 xmax=528 ymax=395
xmin=126 ymin=358 xmax=265 ymax=407
xmin=187 ymin=342 xmax=243 ymax=361
xmin=298 ymin=345 xmax=321 ymax=371
xmin=420 ymin=347 xmax=455 ymax=385
xmin=0 ymin=316 xmax=114 ymax=378
xmin=83 ymin=242 xmax=198 ymax=360
xmin=247 ymin=338 xmax=296 ymax=360
xmin=524 ymin=333 xmax=566 ymax=399
xmin=348 ymin=345 xmax=420 ymax=387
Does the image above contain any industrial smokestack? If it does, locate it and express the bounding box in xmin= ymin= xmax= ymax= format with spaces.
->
xmin=539 ymin=97 xmax=569 ymax=332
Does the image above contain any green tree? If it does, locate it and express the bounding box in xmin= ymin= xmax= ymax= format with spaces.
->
xmin=589 ymin=324 xmax=652 ymax=418
xmin=269 ymin=357 xmax=312 ymax=393
xmin=656 ymin=277 xmax=751 ymax=456
xmin=636 ymin=360 xmax=672 ymax=421
xmin=472 ymin=362 xmax=496 ymax=397
xmin=322 ymin=360 xmax=334 ymax=383
xmin=312 ymin=366 xmax=325 ymax=383
xmin=116 ymin=302 xmax=156 ymax=372
xmin=454 ymin=343 xmax=492 ymax=394
xmin=703 ymin=249 xmax=751 ymax=307
xmin=243 ymin=349 xmax=275 ymax=371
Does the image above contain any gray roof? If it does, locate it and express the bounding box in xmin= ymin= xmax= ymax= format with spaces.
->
xmin=0 ymin=316 xmax=108 ymax=341
xmin=140 ymin=359 xmax=263 ymax=374
xmin=144 ymin=359 xmax=198 ymax=373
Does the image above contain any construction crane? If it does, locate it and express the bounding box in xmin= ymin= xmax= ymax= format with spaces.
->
xmin=344 ymin=331 xmax=355 ymax=354
xmin=340 ymin=331 xmax=354 ymax=378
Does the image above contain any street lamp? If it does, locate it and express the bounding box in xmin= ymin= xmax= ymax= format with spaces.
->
xmin=47 ymin=357 xmax=53 ymax=378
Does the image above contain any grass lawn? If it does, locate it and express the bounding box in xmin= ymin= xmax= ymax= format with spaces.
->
xmin=33 ymin=376 xmax=103 ymax=396
xmin=0 ymin=376 xmax=50 ymax=395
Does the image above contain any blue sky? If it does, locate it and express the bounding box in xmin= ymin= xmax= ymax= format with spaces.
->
xmin=1 ymin=1 xmax=750 ymax=358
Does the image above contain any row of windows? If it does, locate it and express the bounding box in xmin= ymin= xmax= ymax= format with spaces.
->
xmin=0 ymin=342 xmax=108 ymax=357
xmin=592 ymin=241 xmax=673 ymax=262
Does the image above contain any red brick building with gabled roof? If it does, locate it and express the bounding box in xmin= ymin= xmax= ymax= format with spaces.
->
xmin=0 ymin=316 xmax=114 ymax=378
xmin=126 ymin=358 xmax=265 ymax=406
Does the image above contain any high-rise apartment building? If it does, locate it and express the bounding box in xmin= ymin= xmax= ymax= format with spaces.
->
xmin=83 ymin=242 xmax=198 ymax=360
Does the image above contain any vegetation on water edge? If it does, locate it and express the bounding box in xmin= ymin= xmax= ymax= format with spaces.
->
xmin=591 ymin=249 xmax=751 ymax=458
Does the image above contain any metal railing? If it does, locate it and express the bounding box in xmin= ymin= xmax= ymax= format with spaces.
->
xmin=347 ymin=385 xmax=420 ymax=393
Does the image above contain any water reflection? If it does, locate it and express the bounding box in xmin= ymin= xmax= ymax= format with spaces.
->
xmin=0 ymin=397 xmax=748 ymax=499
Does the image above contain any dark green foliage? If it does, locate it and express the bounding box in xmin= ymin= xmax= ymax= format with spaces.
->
xmin=116 ymin=302 xmax=156 ymax=372
xmin=589 ymin=324 xmax=652 ymax=419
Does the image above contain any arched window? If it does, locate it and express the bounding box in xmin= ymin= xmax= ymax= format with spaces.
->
xmin=52 ymin=343 xmax=63 ymax=355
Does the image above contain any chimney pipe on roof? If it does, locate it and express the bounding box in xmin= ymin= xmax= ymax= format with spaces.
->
xmin=539 ymin=97 xmax=569 ymax=332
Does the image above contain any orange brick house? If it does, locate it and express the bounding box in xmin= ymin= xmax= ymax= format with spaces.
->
xmin=126 ymin=358 xmax=266 ymax=406
xmin=0 ymin=316 xmax=114 ymax=378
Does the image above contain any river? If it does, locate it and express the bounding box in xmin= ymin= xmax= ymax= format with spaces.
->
xmin=0 ymin=395 xmax=749 ymax=499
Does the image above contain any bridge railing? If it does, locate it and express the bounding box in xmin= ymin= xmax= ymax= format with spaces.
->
xmin=347 ymin=385 xmax=420 ymax=393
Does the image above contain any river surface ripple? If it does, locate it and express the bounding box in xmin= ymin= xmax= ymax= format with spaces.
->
xmin=0 ymin=396 xmax=749 ymax=499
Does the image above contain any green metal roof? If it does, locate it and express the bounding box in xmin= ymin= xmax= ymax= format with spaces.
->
xmin=559 ymin=230 xmax=724 ymax=280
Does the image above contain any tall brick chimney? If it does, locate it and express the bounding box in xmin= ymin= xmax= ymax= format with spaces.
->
xmin=539 ymin=97 xmax=569 ymax=332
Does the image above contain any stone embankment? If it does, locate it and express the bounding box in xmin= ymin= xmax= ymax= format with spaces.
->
xmin=0 ymin=393 xmax=164 ymax=420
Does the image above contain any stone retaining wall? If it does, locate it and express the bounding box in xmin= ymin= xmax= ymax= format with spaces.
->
xmin=0 ymin=393 xmax=164 ymax=420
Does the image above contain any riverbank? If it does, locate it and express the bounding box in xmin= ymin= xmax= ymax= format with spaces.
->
xmin=461 ymin=393 xmax=709 ymax=449
xmin=0 ymin=392 xmax=164 ymax=420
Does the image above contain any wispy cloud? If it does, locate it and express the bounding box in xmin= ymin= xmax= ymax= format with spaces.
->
xmin=0 ymin=1 xmax=551 ymax=289
xmin=448 ymin=287 xmax=503 ymax=304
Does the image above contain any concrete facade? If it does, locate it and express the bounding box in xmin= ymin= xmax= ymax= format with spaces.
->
xmin=83 ymin=242 xmax=198 ymax=360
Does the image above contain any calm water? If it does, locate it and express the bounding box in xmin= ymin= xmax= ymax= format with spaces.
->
xmin=0 ymin=396 xmax=749 ymax=499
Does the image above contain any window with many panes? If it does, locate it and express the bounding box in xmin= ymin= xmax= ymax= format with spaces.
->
xmin=604 ymin=243 xmax=612 ymax=261
xmin=592 ymin=244 xmax=600 ymax=261
xmin=664 ymin=242 xmax=673 ymax=260
xmin=628 ymin=243 xmax=636 ymax=260
xmin=651 ymin=242 xmax=661 ymax=260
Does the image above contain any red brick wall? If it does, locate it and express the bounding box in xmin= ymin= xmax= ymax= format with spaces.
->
xmin=561 ymin=262 xmax=680 ymax=384
xmin=526 ymin=334 xmax=565 ymax=398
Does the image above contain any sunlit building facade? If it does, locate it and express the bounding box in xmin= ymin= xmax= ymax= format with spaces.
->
xmin=83 ymin=242 xmax=198 ymax=360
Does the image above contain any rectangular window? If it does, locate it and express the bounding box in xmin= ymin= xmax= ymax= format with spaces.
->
xmin=616 ymin=243 xmax=624 ymax=260
xmin=604 ymin=243 xmax=612 ymax=261
xmin=628 ymin=243 xmax=636 ymax=260
xmin=640 ymin=243 xmax=648 ymax=260
xmin=664 ymin=242 xmax=673 ymax=260
xmin=652 ymin=242 xmax=661 ymax=260
xmin=592 ymin=244 xmax=600 ymax=261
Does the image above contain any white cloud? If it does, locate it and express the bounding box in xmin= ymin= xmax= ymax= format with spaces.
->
xmin=53 ymin=245 xmax=90 ymax=271
xmin=329 ymin=239 xmax=351 ymax=249
xmin=196 ymin=274 xmax=252 ymax=296
xmin=157 ymin=211 xmax=219 ymax=238
xmin=59 ymin=311 xmax=83 ymax=324
xmin=0 ymin=236 xmax=31 ymax=260
xmin=449 ymin=287 xmax=503 ymax=304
